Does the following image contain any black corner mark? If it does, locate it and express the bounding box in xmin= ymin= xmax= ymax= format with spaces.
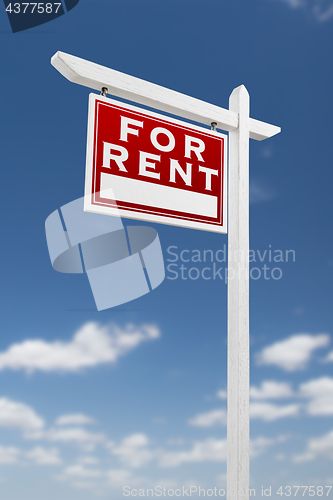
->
xmin=3 ymin=0 xmax=80 ymax=33
xmin=63 ymin=0 xmax=79 ymax=11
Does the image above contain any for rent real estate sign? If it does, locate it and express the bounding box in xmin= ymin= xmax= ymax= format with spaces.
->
xmin=84 ymin=94 xmax=227 ymax=233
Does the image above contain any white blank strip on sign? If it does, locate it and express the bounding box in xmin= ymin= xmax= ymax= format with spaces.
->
xmin=100 ymin=174 xmax=218 ymax=218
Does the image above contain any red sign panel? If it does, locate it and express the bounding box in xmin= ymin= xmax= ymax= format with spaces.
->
xmin=84 ymin=94 xmax=227 ymax=233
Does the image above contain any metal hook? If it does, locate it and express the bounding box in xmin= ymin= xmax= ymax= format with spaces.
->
xmin=101 ymin=87 xmax=108 ymax=97
xmin=211 ymin=122 xmax=217 ymax=131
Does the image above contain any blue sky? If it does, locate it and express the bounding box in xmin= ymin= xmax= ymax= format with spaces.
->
xmin=0 ymin=0 xmax=333 ymax=498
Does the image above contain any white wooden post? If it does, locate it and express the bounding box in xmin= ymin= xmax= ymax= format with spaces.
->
xmin=227 ymin=85 xmax=250 ymax=500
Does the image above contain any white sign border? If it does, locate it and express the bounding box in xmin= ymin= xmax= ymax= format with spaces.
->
xmin=84 ymin=93 xmax=228 ymax=234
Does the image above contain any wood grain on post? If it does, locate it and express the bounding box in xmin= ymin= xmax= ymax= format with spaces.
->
xmin=227 ymin=85 xmax=250 ymax=500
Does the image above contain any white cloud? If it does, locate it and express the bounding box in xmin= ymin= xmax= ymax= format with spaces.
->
xmin=261 ymin=146 xmax=273 ymax=159
xmin=107 ymin=433 xmax=228 ymax=469
xmin=250 ymin=402 xmax=300 ymax=421
xmin=152 ymin=417 xmax=166 ymax=425
xmin=108 ymin=434 xmax=156 ymax=468
xmin=55 ymin=414 xmax=95 ymax=426
xmin=26 ymin=427 xmax=106 ymax=451
xmin=299 ymin=376 xmax=333 ymax=397
xmin=216 ymin=390 xmax=227 ymax=400
xmin=62 ymin=466 xmax=149 ymax=491
xmin=299 ymin=377 xmax=333 ymax=416
xmin=102 ymin=430 xmax=284 ymax=473
xmin=313 ymin=4 xmax=333 ymax=21
xmin=107 ymin=469 xmax=146 ymax=489
xmin=25 ymin=447 xmax=62 ymax=465
xmin=78 ymin=456 xmax=100 ymax=465
xmin=214 ymin=376 xmax=333 ymax=420
xmin=107 ymin=435 xmax=222 ymax=469
xmin=216 ymin=473 xmax=227 ymax=487
xmin=188 ymin=409 xmax=227 ymax=427
xmin=293 ymin=430 xmax=333 ymax=462
xmin=0 ymin=322 xmax=160 ymax=374
xmin=159 ymin=438 xmax=227 ymax=467
xmin=166 ymin=438 xmax=185 ymax=447
xmin=0 ymin=445 xmax=62 ymax=466
xmin=251 ymin=435 xmax=289 ymax=457
xmin=324 ymin=350 xmax=333 ymax=362
xmin=158 ymin=435 xmax=279 ymax=467
xmin=250 ymin=381 xmax=294 ymax=399
xmin=108 ymin=470 xmax=185 ymax=492
xmin=277 ymin=0 xmax=333 ymax=22
xmin=250 ymin=437 xmax=275 ymax=457
xmin=250 ymin=180 xmax=276 ymax=204
xmin=70 ymin=481 xmax=98 ymax=490
xmin=57 ymin=462 xmax=106 ymax=493
xmin=63 ymin=464 xmax=103 ymax=478
xmin=282 ymin=0 xmax=304 ymax=7
xmin=0 ymin=446 xmax=21 ymax=464
xmin=256 ymin=333 xmax=330 ymax=371
xmin=0 ymin=398 xmax=44 ymax=431
xmin=189 ymin=400 xmax=298 ymax=427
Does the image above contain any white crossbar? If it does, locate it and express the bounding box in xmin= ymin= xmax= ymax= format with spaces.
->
xmin=51 ymin=51 xmax=280 ymax=141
